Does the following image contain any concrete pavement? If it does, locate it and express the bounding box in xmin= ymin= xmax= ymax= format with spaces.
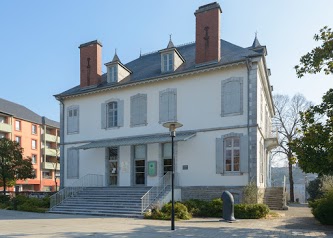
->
xmin=0 ymin=204 xmax=332 ymax=237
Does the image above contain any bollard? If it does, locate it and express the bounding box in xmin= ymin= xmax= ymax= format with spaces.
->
xmin=221 ymin=191 xmax=236 ymax=222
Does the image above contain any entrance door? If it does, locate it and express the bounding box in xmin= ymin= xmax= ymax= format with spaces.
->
xmin=133 ymin=145 xmax=146 ymax=185
xmin=109 ymin=147 xmax=118 ymax=186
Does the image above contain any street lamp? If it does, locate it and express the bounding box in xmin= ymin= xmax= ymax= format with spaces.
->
xmin=162 ymin=121 xmax=183 ymax=231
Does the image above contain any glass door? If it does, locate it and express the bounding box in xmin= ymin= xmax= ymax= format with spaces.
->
xmin=134 ymin=145 xmax=146 ymax=185
xmin=109 ymin=147 xmax=118 ymax=186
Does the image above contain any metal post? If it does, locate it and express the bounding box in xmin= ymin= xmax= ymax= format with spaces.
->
xmin=171 ymin=132 xmax=175 ymax=230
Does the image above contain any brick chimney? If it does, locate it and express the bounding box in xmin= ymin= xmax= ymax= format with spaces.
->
xmin=195 ymin=2 xmax=222 ymax=65
xmin=79 ymin=40 xmax=102 ymax=88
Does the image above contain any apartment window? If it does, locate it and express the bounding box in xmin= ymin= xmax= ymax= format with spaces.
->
xmin=32 ymin=169 xmax=37 ymax=179
xmin=0 ymin=116 xmax=5 ymax=123
xmin=15 ymin=136 xmax=21 ymax=145
xmin=130 ymin=94 xmax=147 ymax=127
xmin=32 ymin=125 xmax=37 ymax=134
xmin=32 ymin=139 xmax=37 ymax=150
xmin=31 ymin=154 xmax=37 ymax=164
xmin=216 ymin=133 xmax=249 ymax=174
xmin=67 ymin=149 xmax=79 ymax=179
xmin=221 ymin=77 xmax=243 ymax=117
xmin=0 ymin=133 xmax=5 ymax=138
xmin=163 ymin=53 xmax=173 ymax=72
xmin=101 ymin=99 xmax=124 ymax=129
xmin=162 ymin=143 xmax=172 ymax=175
xmin=159 ymin=88 xmax=177 ymax=123
xmin=42 ymin=171 xmax=52 ymax=179
xmin=15 ymin=120 xmax=21 ymax=131
xmin=108 ymin=65 xmax=118 ymax=82
xmin=67 ymin=106 xmax=79 ymax=134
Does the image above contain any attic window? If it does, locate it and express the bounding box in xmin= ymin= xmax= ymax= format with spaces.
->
xmin=108 ymin=65 xmax=118 ymax=82
xmin=163 ymin=53 xmax=173 ymax=72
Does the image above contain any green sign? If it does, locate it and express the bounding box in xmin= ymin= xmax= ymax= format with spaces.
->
xmin=148 ymin=161 xmax=157 ymax=176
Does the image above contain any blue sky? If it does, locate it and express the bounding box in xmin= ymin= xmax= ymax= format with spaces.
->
xmin=1 ymin=0 xmax=332 ymax=121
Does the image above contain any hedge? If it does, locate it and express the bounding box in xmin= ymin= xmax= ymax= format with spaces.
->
xmin=310 ymin=189 xmax=333 ymax=225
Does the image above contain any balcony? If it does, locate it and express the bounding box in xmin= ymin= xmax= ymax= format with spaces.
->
xmin=45 ymin=134 xmax=60 ymax=143
xmin=264 ymin=132 xmax=279 ymax=151
xmin=42 ymin=148 xmax=58 ymax=157
xmin=0 ymin=123 xmax=12 ymax=133
xmin=42 ymin=162 xmax=60 ymax=170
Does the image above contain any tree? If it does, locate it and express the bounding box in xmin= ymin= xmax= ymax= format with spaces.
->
xmin=291 ymin=89 xmax=333 ymax=176
xmin=0 ymin=138 xmax=34 ymax=195
xmin=295 ymin=26 xmax=333 ymax=78
xmin=272 ymin=94 xmax=311 ymax=202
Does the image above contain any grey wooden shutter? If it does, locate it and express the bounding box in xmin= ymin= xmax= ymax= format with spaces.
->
xmin=240 ymin=135 xmax=249 ymax=173
xmin=142 ymin=94 xmax=147 ymax=124
xmin=130 ymin=95 xmax=137 ymax=126
xmin=159 ymin=90 xmax=168 ymax=123
xmin=67 ymin=149 xmax=75 ymax=178
xmin=118 ymin=100 xmax=124 ymax=127
xmin=101 ymin=103 xmax=106 ymax=129
xmin=216 ymin=138 xmax=224 ymax=174
xmin=67 ymin=109 xmax=72 ymax=133
xmin=168 ymin=89 xmax=177 ymax=121
xmin=74 ymin=149 xmax=79 ymax=178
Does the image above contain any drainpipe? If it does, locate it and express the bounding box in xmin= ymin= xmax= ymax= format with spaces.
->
xmin=59 ymin=98 xmax=65 ymax=189
xmin=246 ymin=58 xmax=252 ymax=185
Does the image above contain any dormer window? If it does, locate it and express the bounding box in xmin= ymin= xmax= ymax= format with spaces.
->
xmin=163 ymin=53 xmax=173 ymax=72
xmin=108 ymin=65 xmax=118 ymax=82
xmin=105 ymin=51 xmax=132 ymax=83
xmin=159 ymin=37 xmax=185 ymax=73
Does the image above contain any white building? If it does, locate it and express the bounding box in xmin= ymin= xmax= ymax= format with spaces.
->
xmin=55 ymin=2 xmax=277 ymax=203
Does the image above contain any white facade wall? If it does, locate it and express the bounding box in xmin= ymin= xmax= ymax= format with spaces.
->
xmin=62 ymin=63 xmax=270 ymax=189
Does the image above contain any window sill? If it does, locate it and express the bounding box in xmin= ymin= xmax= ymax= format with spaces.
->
xmin=130 ymin=123 xmax=148 ymax=128
xmin=105 ymin=126 xmax=121 ymax=130
xmin=220 ymin=172 xmax=244 ymax=176
xmin=221 ymin=112 xmax=243 ymax=117
xmin=67 ymin=131 xmax=79 ymax=135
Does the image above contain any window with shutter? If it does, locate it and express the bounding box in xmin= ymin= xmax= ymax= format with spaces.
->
xmin=67 ymin=149 xmax=79 ymax=179
xmin=216 ymin=133 xmax=248 ymax=174
xmin=130 ymin=94 xmax=147 ymax=127
xmin=102 ymin=99 xmax=124 ymax=129
xmin=67 ymin=106 xmax=79 ymax=134
xmin=159 ymin=89 xmax=177 ymax=123
xmin=221 ymin=77 xmax=243 ymax=117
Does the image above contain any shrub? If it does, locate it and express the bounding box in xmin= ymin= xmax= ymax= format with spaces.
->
xmin=183 ymin=199 xmax=222 ymax=217
xmin=310 ymin=189 xmax=333 ymax=225
xmin=320 ymin=175 xmax=333 ymax=194
xmin=234 ymin=204 xmax=270 ymax=219
xmin=307 ymin=178 xmax=323 ymax=201
xmin=243 ymin=182 xmax=258 ymax=204
xmin=144 ymin=202 xmax=191 ymax=220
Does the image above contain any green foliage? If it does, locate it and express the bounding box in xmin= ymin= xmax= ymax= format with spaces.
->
xmin=144 ymin=202 xmax=191 ymax=220
xmin=307 ymin=178 xmax=323 ymax=201
xmin=234 ymin=204 xmax=270 ymax=219
xmin=290 ymin=89 xmax=333 ymax=175
xmin=0 ymin=195 xmax=50 ymax=212
xmin=242 ymin=182 xmax=258 ymax=204
xmin=309 ymin=189 xmax=333 ymax=225
xmin=295 ymin=26 xmax=333 ymax=78
xmin=183 ymin=199 xmax=222 ymax=217
xmin=0 ymin=138 xmax=34 ymax=195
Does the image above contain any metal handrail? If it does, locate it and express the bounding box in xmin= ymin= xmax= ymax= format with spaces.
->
xmin=140 ymin=172 xmax=171 ymax=213
xmin=49 ymin=174 xmax=104 ymax=210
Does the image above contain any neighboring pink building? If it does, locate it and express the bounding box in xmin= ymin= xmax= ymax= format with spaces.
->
xmin=0 ymin=98 xmax=60 ymax=192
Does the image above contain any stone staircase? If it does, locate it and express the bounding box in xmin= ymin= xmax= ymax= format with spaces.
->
xmin=49 ymin=187 xmax=151 ymax=217
xmin=264 ymin=187 xmax=286 ymax=210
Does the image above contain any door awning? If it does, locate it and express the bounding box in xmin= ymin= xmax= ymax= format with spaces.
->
xmin=75 ymin=131 xmax=196 ymax=150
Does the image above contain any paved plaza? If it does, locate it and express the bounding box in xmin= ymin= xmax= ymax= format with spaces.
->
xmin=0 ymin=204 xmax=332 ymax=237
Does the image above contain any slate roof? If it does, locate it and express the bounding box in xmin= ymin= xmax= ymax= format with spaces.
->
xmin=0 ymin=98 xmax=60 ymax=128
xmin=56 ymin=39 xmax=264 ymax=98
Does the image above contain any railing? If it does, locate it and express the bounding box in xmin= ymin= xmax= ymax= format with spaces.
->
xmin=282 ymin=175 xmax=288 ymax=208
xmin=141 ymin=172 xmax=171 ymax=213
xmin=49 ymin=174 xmax=104 ymax=210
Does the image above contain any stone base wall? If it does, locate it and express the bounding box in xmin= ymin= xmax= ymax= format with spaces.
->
xmin=181 ymin=186 xmax=245 ymax=204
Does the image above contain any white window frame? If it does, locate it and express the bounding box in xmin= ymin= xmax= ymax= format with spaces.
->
xmin=107 ymin=101 xmax=118 ymax=128
xmin=32 ymin=125 xmax=37 ymax=134
xmin=108 ymin=65 xmax=118 ymax=82
xmin=224 ymin=137 xmax=240 ymax=172
xmin=163 ymin=53 xmax=173 ymax=72
xmin=31 ymin=154 xmax=37 ymax=164
xmin=15 ymin=120 xmax=21 ymax=131
xmin=32 ymin=139 xmax=37 ymax=150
